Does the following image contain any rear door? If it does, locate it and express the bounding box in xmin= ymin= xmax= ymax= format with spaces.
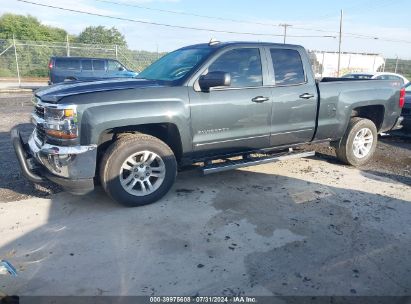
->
xmin=267 ymin=47 xmax=318 ymax=146
xmin=188 ymin=47 xmax=272 ymax=155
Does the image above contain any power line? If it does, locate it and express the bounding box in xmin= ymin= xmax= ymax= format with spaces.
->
xmin=93 ymin=0 xmax=411 ymax=43
xmin=95 ymin=0 xmax=280 ymax=28
xmin=14 ymin=0 xmax=411 ymax=44
xmin=94 ymin=0 xmax=349 ymax=36
xmin=15 ymin=0 xmax=336 ymax=39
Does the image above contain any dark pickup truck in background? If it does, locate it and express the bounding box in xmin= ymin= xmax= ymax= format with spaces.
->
xmin=12 ymin=41 xmax=405 ymax=207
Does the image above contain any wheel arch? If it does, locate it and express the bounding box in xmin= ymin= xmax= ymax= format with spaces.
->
xmin=97 ymin=122 xmax=184 ymax=163
xmin=350 ymin=104 xmax=385 ymax=131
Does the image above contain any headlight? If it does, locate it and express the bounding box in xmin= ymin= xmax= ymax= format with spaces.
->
xmin=44 ymin=105 xmax=78 ymax=140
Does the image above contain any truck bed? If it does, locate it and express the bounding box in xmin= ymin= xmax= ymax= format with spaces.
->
xmin=315 ymin=79 xmax=402 ymax=141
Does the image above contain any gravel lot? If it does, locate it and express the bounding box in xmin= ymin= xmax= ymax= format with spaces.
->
xmin=0 ymin=93 xmax=61 ymax=202
xmin=0 ymin=92 xmax=410 ymax=297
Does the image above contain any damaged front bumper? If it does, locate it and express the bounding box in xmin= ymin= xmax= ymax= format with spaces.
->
xmin=11 ymin=127 xmax=97 ymax=195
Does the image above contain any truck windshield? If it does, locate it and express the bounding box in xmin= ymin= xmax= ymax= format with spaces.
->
xmin=137 ymin=48 xmax=212 ymax=81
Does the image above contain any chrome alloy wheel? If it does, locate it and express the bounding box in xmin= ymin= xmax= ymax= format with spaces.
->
xmin=119 ymin=151 xmax=166 ymax=196
xmin=352 ymin=128 xmax=374 ymax=159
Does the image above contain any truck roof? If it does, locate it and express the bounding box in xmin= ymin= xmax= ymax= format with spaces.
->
xmin=50 ymin=56 xmax=118 ymax=60
xmin=179 ymin=41 xmax=303 ymax=50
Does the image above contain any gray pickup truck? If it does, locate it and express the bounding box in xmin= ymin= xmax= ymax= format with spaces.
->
xmin=12 ymin=41 xmax=405 ymax=207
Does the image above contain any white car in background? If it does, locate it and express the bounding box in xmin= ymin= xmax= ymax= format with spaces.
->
xmin=342 ymin=72 xmax=409 ymax=86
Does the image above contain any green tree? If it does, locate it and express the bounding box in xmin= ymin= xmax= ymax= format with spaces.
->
xmin=0 ymin=13 xmax=67 ymax=41
xmin=77 ymin=26 xmax=127 ymax=46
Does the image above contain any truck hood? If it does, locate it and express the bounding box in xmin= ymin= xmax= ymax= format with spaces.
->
xmin=35 ymin=78 xmax=165 ymax=103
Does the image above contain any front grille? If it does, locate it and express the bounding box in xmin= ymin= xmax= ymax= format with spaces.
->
xmin=34 ymin=104 xmax=45 ymax=119
xmin=402 ymin=108 xmax=411 ymax=115
xmin=36 ymin=124 xmax=46 ymax=143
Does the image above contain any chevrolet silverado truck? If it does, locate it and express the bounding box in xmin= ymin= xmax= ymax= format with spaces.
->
xmin=11 ymin=41 xmax=405 ymax=207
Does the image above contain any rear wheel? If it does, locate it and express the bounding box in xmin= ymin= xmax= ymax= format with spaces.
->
xmin=334 ymin=118 xmax=378 ymax=166
xmin=100 ymin=133 xmax=177 ymax=207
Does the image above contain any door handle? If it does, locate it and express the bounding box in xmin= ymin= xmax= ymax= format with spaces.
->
xmin=299 ymin=93 xmax=315 ymax=99
xmin=252 ymin=96 xmax=269 ymax=103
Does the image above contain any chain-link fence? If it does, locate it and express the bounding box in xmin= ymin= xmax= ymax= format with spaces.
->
xmin=0 ymin=38 xmax=164 ymax=86
xmin=381 ymin=58 xmax=411 ymax=80
xmin=1 ymin=38 xmax=410 ymax=87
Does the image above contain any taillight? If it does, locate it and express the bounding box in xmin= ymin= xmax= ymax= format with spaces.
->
xmin=399 ymin=88 xmax=405 ymax=108
xmin=48 ymin=61 xmax=53 ymax=69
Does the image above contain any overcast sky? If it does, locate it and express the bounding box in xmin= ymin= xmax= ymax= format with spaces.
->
xmin=1 ymin=0 xmax=411 ymax=58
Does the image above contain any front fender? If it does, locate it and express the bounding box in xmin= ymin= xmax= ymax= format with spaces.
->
xmin=67 ymin=87 xmax=192 ymax=153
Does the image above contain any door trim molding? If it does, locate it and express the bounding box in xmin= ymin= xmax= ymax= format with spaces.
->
xmin=195 ymin=134 xmax=269 ymax=147
xmin=270 ymin=128 xmax=313 ymax=136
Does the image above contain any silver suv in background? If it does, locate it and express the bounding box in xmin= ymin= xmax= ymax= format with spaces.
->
xmin=342 ymin=72 xmax=409 ymax=86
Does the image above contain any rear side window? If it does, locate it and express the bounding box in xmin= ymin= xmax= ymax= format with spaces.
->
xmin=208 ymin=48 xmax=263 ymax=88
xmin=375 ymin=75 xmax=404 ymax=84
xmin=93 ymin=60 xmax=106 ymax=71
xmin=270 ymin=49 xmax=305 ymax=85
xmin=54 ymin=58 xmax=80 ymax=70
xmin=81 ymin=60 xmax=92 ymax=71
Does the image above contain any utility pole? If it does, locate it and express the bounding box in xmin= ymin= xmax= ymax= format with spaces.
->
xmin=279 ymin=23 xmax=292 ymax=44
xmin=337 ymin=10 xmax=343 ymax=77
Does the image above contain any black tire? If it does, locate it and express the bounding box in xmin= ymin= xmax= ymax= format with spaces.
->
xmin=100 ymin=133 xmax=177 ymax=207
xmin=334 ymin=117 xmax=378 ymax=166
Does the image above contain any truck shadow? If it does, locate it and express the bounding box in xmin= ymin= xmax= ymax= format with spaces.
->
xmin=384 ymin=131 xmax=411 ymax=150
xmin=1 ymin=167 xmax=410 ymax=297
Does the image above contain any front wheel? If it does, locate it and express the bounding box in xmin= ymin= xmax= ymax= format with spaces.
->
xmin=100 ymin=133 xmax=177 ymax=207
xmin=334 ymin=118 xmax=378 ymax=166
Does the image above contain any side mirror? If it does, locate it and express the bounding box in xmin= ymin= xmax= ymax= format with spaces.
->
xmin=118 ymin=66 xmax=125 ymax=71
xmin=199 ymin=71 xmax=231 ymax=92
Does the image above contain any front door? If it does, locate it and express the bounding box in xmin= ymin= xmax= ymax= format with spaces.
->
xmin=267 ymin=47 xmax=318 ymax=146
xmin=189 ymin=47 xmax=272 ymax=156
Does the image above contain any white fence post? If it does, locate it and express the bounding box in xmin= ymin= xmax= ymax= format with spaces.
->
xmin=12 ymin=35 xmax=21 ymax=87
xmin=66 ymin=34 xmax=70 ymax=57
xmin=395 ymin=56 xmax=399 ymax=73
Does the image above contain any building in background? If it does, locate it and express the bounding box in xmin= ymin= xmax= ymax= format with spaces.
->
xmin=309 ymin=51 xmax=385 ymax=78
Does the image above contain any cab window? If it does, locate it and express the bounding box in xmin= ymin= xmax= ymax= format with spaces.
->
xmin=207 ymin=48 xmax=263 ymax=88
xmin=270 ymin=49 xmax=306 ymax=85
xmin=55 ymin=58 xmax=80 ymax=70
